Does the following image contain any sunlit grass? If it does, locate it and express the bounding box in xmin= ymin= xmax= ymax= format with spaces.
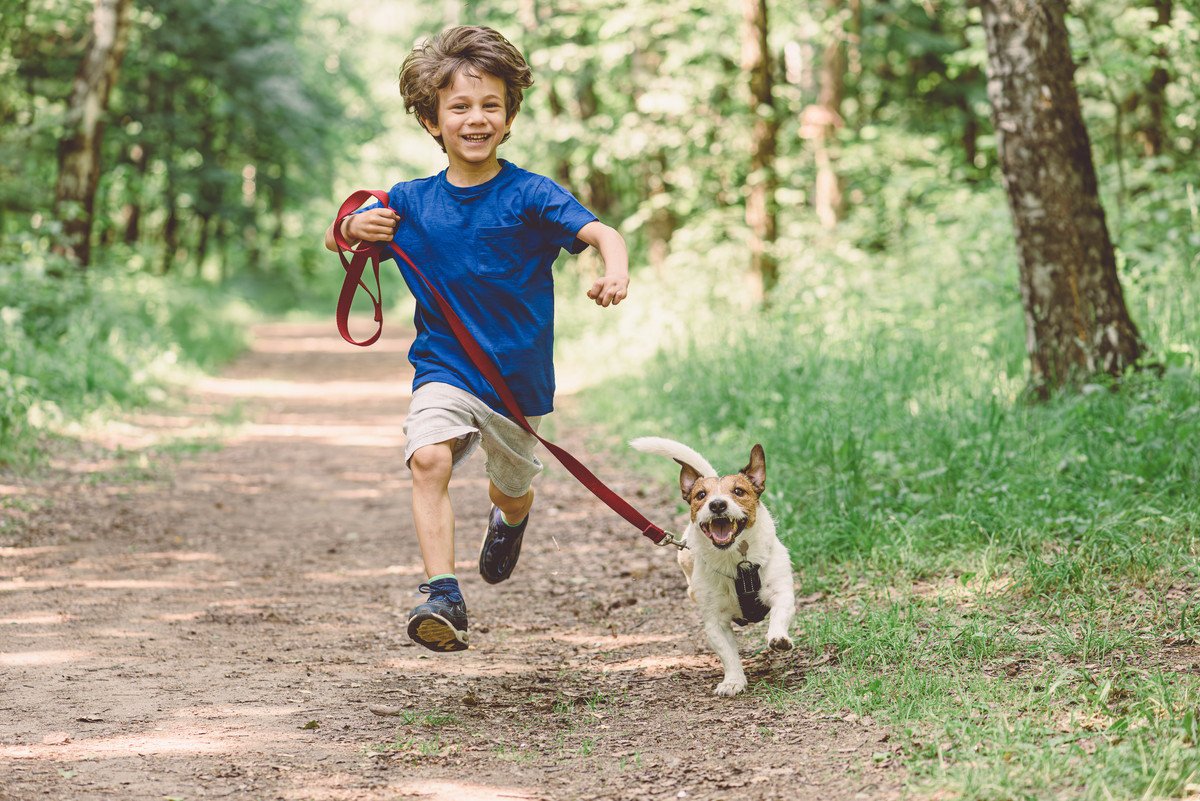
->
xmin=578 ymin=163 xmax=1200 ymax=798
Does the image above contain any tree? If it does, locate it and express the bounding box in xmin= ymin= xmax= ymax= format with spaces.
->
xmin=801 ymin=0 xmax=848 ymax=229
xmin=741 ymin=0 xmax=778 ymax=301
xmin=53 ymin=0 xmax=132 ymax=269
xmin=980 ymin=0 xmax=1142 ymax=396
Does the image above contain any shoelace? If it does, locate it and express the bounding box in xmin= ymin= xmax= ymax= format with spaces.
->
xmin=418 ymin=582 xmax=464 ymax=605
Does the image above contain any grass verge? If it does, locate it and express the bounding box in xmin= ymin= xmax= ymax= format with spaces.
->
xmin=577 ymin=170 xmax=1200 ymax=798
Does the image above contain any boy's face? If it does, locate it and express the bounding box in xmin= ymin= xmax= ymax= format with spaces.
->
xmin=424 ymin=70 xmax=514 ymax=169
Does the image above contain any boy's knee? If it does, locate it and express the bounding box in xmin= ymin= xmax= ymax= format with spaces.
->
xmin=410 ymin=443 xmax=454 ymax=482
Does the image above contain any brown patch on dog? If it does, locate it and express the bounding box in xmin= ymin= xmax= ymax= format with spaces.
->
xmin=677 ymin=445 xmax=768 ymax=536
xmin=682 ymin=474 xmax=763 ymax=530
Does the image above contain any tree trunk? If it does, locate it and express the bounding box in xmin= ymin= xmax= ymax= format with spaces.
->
xmin=52 ymin=0 xmax=132 ymax=269
xmin=1136 ymin=0 xmax=1171 ymax=157
xmin=741 ymin=0 xmax=779 ymax=302
xmin=802 ymin=0 xmax=846 ymax=228
xmin=980 ymin=0 xmax=1142 ymax=396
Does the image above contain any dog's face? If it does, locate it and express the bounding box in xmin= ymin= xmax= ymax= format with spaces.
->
xmin=678 ymin=445 xmax=766 ymax=550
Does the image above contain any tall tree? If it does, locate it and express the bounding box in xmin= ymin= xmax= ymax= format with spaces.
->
xmin=741 ymin=0 xmax=778 ymax=302
xmin=53 ymin=0 xmax=132 ymax=268
xmin=801 ymin=0 xmax=847 ymax=228
xmin=1136 ymin=0 xmax=1172 ymax=157
xmin=980 ymin=0 xmax=1142 ymax=396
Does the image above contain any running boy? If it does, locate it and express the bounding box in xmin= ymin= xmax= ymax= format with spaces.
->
xmin=323 ymin=26 xmax=629 ymax=652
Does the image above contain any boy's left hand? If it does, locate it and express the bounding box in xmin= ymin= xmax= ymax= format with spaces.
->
xmin=587 ymin=274 xmax=629 ymax=307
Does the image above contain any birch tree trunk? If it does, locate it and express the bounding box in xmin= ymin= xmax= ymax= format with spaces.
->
xmin=53 ymin=0 xmax=132 ymax=269
xmin=741 ymin=0 xmax=779 ymax=302
xmin=980 ymin=0 xmax=1142 ymax=396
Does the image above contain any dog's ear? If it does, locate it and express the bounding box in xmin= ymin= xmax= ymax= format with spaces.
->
xmin=740 ymin=444 xmax=766 ymax=494
xmin=676 ymin=459 xmax=702 ymax=500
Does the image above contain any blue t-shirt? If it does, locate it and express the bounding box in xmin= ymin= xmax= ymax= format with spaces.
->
xmin=375 ymin=160 xmax=597 ymax=417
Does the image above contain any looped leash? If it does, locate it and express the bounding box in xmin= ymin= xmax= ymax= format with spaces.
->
xmin=332 ymin=191 xmax=684 ymax=549
xmin=332 ymin=190 xmax=391 ymax=347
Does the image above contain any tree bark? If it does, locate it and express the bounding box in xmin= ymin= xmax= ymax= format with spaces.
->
xmin=802 ymin=0 xmax=846 ymax=228
xmin=980 ymin=0 xmax=1142 ymax=396
xmin=53 ymin=0 xmax=132 ymax=269
xmin=741 ymin=0 xmax=779 ymax=302
xmin=1136 ymin=0 xmax=1171 ymax=157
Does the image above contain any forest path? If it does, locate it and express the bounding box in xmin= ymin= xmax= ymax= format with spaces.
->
xmin=1 ymin=322 xmax=901 ymax=801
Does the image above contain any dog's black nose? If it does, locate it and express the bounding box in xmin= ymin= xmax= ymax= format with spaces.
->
xmin=709 ymin=499 xmax=728 ymax=514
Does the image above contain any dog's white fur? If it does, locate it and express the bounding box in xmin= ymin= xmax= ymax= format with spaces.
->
xmin=631 ymin=436 xmax=796 ymax=696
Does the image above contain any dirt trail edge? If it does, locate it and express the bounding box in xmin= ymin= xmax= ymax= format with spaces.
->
xmin=1 ymin=322 xmax=902 ymax=801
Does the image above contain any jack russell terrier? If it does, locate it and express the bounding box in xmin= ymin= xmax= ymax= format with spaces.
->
xmin=631 ymin=437 xmax=796 ymax=696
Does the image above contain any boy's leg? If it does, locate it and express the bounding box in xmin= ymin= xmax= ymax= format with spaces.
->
xmin=406 ymin=440 xmax=470 ymax=652
xmin=478 ymin=412 xmax=543 ymax=584
xmin=402 ymin=384 xmax=485 ymax=653
xmin=409 ymin=441 xmax=456 ymax=578
xmin=488 ymin=481 xmax=534 ymax=525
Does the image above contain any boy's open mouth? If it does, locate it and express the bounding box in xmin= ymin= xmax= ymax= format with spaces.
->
xmin=462 ymin=134 xmax=491 ymax=142
xmin=700 ymin=516 xmax=746 ymax=549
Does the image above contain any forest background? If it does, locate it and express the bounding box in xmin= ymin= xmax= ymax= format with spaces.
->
xmin=3 ymin=0 xmax=1200 ymax=797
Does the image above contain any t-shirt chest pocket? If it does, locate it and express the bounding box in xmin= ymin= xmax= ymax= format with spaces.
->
xmin=476 ymin=224 xmax=531 ymax=278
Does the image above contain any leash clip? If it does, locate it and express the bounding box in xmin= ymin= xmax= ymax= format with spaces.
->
xmin=655 ymin=530 xmax=688 ymax=551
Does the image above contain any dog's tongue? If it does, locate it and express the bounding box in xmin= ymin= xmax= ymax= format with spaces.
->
xmin=708 ymin=518 xmax=735 ymax=542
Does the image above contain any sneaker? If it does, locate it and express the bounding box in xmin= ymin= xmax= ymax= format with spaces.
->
xmin=478 ymin=505 xmax=528 ymax=584
xmin=406 ymin=581 xmax=469 ymax=652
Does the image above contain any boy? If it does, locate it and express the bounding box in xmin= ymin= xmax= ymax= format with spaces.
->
xmin=323 ymin=26 xmax=629 ymax=652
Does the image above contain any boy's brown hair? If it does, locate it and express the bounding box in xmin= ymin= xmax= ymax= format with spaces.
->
xmin=399 ymin=26 xmax=533 ymax=151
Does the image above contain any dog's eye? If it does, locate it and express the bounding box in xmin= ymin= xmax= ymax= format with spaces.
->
xmin=733 ymin=487 xmax=745 ymax=497
xmin=694 ymin=490 xmax=706 ymax=501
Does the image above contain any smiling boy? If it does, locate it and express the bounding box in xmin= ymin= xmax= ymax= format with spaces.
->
xmin=323 ymin=26 xmax=629 ymax=652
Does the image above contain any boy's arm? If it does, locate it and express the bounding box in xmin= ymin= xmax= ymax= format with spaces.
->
xmin=576 ymin=221 xmax=629 ymax=308
xmin=323 ymin=208 xmax=400 ymax=253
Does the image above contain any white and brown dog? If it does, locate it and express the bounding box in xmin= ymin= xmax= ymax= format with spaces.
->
xmin=631 ymin=437 xmax=795 ymax=696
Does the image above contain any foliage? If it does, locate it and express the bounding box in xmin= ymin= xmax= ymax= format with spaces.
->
xmin=0 ymin=250 xmax=250 ymax=465
xmin=580 ymin=151 xmax=1200 ymax=800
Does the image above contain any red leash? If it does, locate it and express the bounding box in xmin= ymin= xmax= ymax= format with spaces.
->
xmin=332 ymin=190 xmax=682 ymax=549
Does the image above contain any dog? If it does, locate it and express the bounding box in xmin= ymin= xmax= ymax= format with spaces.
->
xmin=631 ymin=437 xmax=795 ymax=696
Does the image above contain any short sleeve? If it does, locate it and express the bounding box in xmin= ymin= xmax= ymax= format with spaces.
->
xmin=534 ymin=178 xmax=598 ymax=255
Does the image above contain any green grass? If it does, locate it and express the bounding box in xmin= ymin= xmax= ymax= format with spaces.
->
xmin=578 ymin=163 xmax=1200 ymax=799
xmin=0 ymin=254 xmax=253 ymax=466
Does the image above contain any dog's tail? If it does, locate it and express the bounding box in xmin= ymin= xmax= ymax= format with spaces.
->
xmin=629 ymin=437 xmax=718 ymax=478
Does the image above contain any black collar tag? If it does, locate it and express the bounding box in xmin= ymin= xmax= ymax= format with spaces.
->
xmin=733 ymin=561 xmax=769 ymax=626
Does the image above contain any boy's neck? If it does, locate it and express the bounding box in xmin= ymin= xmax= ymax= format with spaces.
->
xmin=445 ymin=157 xmax=503 ymax=188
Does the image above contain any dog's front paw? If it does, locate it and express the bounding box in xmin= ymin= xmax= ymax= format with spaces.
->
xmin=714 ymin=677 xmax=747 ymax=697
xmin=769 ymin=635 xmax=794 ymax=652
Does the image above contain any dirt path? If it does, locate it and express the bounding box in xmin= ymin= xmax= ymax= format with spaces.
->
xmin=0 ymin=322 xmax=901 ymax=801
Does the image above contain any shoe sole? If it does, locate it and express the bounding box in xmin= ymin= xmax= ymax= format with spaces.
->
xmin=407 ymin=612 xmax=468 ymax=652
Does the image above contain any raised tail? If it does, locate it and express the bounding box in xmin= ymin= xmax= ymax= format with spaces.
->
xmin=629 ymin=436 xmax=718 ymax=478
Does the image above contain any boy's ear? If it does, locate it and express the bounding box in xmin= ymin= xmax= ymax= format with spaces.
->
xmin=420 ymin=116 xmax=440 ymax=137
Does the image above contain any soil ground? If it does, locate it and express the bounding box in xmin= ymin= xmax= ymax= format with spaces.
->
xmin=0 ymin=322 xmax=903 ymax=800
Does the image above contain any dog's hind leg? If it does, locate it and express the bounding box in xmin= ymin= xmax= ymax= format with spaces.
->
xmin=704 ymin=618 xmax=747 ymax=696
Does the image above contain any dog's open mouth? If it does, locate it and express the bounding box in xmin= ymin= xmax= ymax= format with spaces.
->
xmin=700 ymin=516 xmax=746 ymax=548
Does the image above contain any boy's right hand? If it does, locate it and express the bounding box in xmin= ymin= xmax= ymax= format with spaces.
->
xmin=344 ymin=208 xmax=400 ymax=243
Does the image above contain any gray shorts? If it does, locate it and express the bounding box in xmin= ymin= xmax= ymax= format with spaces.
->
xmin=403 ymin=382 xmax=544 ymax=497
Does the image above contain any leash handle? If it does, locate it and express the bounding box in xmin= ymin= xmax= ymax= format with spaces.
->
xmin=331 ymin=191 xmax=671 ymax=546
xmin=332 ymin=190 xmax=391 ymax=347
